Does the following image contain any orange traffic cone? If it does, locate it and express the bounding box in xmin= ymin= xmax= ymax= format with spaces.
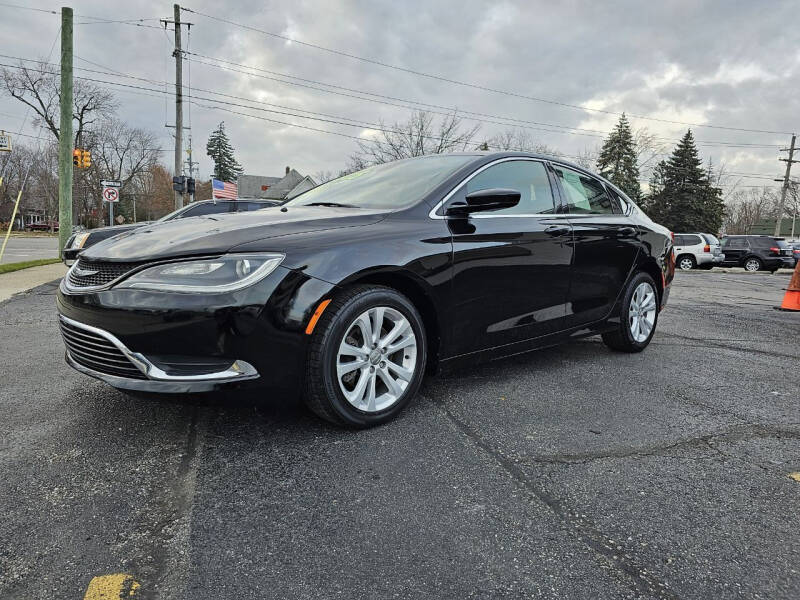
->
xmin=779 ymin=260 xmax=800 ymax=311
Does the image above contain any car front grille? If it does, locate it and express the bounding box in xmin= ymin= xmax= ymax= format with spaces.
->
xmin=67 ymin=258 xmax=140 ymax=288
xmin=59 ymin=318 xmax=147 ymax=379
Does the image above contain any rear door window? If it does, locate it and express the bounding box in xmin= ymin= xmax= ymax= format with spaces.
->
xmin=551 ymin=165 xmax=621 ymax=214
xmin=702 ymin=233 xmax=720 ymax=245
xmin=726 ymin=238 xmax=747 ymax=249
xmin=683 ymin=235 xmax=702 ymax=246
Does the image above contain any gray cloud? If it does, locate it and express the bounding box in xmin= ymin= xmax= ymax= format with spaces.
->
xmin=2 ymin=0 xmax=797 ymax=188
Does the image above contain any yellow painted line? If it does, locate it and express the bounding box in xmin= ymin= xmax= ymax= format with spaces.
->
xmin=83 ymin=574 xmax=140 ymax=599
xmin=789 ymin=472 xmax=800 ymax=482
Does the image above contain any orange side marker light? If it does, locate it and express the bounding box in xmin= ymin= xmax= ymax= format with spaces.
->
xmin=305 ymin=299 xmax=332 ymax=334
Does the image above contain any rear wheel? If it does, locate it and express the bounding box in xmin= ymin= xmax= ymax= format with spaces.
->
xmin=303 ymin=285 xmax=426 ymax=427
xmin=743 ymin=257 xmax=762 ymax=272
xmin=602 ymin=272 xmax=659 ymax=353
xmin=677 ymin=255 xmax=696 ymax=271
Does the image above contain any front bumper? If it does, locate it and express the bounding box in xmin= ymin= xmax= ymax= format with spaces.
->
xmin=59 ymin=314 xmax=259 ymax=392
xmin=56 ymin=266 xmax=336 ymax=393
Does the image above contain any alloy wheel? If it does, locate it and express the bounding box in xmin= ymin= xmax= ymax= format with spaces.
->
xmin=336 ymin=306 xmax=417 ymax=413
xmin=679 ymin=257 xmax=694 ymax=270
xmin=628 ymin=282 xmax=657 ymax=343
xmin=744 ymin=259 xmax=760 ymax=272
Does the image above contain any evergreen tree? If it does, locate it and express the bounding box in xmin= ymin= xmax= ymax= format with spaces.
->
xmin=645 ymin=130 xmax=723 ymax=233
xmin=596 ymin=113 xmax=640 ymax=200
xmin=206 ymin=122 xmax=243 ymax=182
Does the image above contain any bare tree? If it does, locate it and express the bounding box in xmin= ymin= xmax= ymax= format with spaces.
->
xmin=574 ymin=147 xmax=599 ymax=170
xmin=77 ymin=118 xmax=160 ymax=225
xmin=350 ymin=111 xmax=480 ymax=168
xmin=482 ymin=129 xmax=555 ymax=154
xmin=633 ymin=127 xmax=667 ymax=180
xmin=1 ymin=60 xmax=116 ymax=145
xmin=723 ymin=187 xmax=776 ymax=234
xmin=314 ymin=170 xmax=335 ymax=184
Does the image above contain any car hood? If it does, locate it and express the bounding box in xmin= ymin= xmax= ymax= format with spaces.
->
xmin=81 ymin=206 xmax=387 ymax=261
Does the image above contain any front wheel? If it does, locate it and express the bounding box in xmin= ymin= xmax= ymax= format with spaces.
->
xmin=303 ymin=285 xmax=426 ymax=427
xmin=602 ymin=272 xmax=659 ymax=353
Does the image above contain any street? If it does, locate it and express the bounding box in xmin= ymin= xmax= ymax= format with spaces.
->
xmin=0 ymin=271 xmax=798 ymax=599
xmin=0 ymin=236 xmax=59 ymax=264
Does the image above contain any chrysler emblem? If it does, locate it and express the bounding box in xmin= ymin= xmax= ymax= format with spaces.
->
xmin=73 ymin=266 xmax=99 ymax=277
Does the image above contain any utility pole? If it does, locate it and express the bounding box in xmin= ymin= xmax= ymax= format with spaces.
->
xmin=57 ymin=7 xmax=74 ymax=258
xmin=173 ymin=3 xmax=184 ymax=210
xmin=774 ymin=134 xmax=797 ymax=237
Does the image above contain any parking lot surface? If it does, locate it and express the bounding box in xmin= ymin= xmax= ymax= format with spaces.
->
xmin=0 ymin=271 xmax=798 ymax=599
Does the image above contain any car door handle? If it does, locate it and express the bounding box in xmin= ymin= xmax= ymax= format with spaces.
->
xmin=544 ymin=225 xmax=571 ymax=237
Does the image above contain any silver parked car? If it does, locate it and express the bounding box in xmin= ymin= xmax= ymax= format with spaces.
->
xmin=674 ymin=233 xmax=725 ymax=270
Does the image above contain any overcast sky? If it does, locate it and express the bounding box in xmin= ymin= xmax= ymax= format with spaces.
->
xmin=1 ymin=0 xmax=798 ymax=190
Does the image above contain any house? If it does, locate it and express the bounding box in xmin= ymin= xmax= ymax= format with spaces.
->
xmin=238 ymin=167 xmax=318 ymax=201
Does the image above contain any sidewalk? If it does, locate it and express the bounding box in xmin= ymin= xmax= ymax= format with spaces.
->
xmin=0 ymin=263 xmax=67 ymax=303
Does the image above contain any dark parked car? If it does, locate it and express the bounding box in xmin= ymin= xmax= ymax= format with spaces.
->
xmin=62 ymin=198 xmax=281 ymax=262
xmin=27 ymin=220 xmax=59 ymax=232
xmin=789 ymin=241 xmax=800 ymax=267
xmin=719 ymin=235 xmax=794 ymax=272
xmin=57 ymin=153 xmax=674 ymax=427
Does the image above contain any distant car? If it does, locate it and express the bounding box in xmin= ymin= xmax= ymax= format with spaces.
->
xmin=673 ymin=233 xmax=725 ymax=270
xmin=788 ymin=241 xmax=800 ymax=267
xmin=62 ymin=199 xmax=281 ymax=262
xmin=27 ymin=221 xmax=59 ymax=232
xmin=719 ymin=235 xmax=794 ymax=272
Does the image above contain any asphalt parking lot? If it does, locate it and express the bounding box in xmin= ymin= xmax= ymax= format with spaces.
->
xmin=0 ymin=271 xmax=798 ymax=599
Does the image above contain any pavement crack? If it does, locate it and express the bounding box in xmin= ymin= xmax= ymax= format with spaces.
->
xmin=525 ymin=423 xmax=800 ymax=466
xmin=430 ymin=395 xmax=680 ymax=600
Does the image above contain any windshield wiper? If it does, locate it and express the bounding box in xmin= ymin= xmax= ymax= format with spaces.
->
xmin=302 ymin=202 xmax=358 ymax=208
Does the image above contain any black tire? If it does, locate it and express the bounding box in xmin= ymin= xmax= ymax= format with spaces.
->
xmin=677 ymin=255 xmax=696 ymax=271
xmin=742 ymin=257 xmax=762 ymax=272
xmin=602 ymin=272 xmax=659 ymax=353
xmin=303 ymin=285 xmax=427 ymax=427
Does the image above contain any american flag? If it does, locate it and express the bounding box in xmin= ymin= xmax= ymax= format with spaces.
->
xmin=212 ymin=178 xmax=238 ymax=199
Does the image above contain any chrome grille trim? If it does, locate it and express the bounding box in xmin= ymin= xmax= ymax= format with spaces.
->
xmin=58 ymin=315 xmax=260 ymax=383
xmin=59 ymin=317 xmax=148 ymax=379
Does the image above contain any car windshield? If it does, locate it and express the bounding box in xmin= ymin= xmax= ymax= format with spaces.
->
xmin=773 ymin=239 xmax=790 ymax=249
xmin=284 ymin=155 xmax=477 ymax=210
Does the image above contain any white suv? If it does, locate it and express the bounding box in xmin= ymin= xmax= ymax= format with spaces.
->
xmin=674 ymin=233 xmax=725 ymax=270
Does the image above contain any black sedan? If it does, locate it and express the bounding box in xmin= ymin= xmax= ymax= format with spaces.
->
xmin=57 ymin=153 xmax=674 ymax=427
xmin=62 ymin=198 xmax=282 ymax=262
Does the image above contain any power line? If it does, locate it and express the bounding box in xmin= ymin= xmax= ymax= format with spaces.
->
xmin=185 ymin=52 xmax=786 ymax=150
xmin=3 ymin=52 xmax=786 ymax=152
xmin=0 ymin=60 xmax=784 ymax=181
xmin=182 ymin=6 xmax=795 ymax=136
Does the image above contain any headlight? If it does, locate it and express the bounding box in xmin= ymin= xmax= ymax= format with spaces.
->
xmin=72 ymin=232 xmax=90 ymax=248
xmin=114 ymin=253 xmax=284 ymax=293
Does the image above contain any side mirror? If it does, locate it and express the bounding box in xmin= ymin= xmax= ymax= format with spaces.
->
xmin=446 ymin=188 xmax=521 ymax=216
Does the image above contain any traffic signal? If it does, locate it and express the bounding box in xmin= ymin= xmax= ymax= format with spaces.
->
xmin=81 ymin=150 xmax=91 ymax=168
xmin=72 ymin=149 xmax=80 ymax=167
xmin=186 ymin=177 xmax=196 ymax=195
xmin=172 ymin=176 xmax=186 ymax=193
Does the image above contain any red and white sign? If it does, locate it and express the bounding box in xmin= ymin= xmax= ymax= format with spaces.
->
xmin=102 ymin=187 xmax=119 ymax=203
